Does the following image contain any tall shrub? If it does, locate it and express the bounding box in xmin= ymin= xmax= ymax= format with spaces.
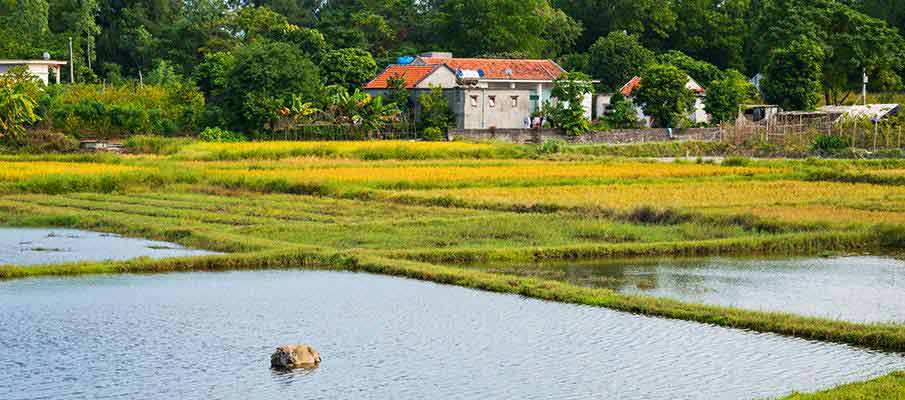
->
xmin=0 ymin=66 xmax=43 ymax=145
xmin=224 ymin=41 xmax=321 ymax=132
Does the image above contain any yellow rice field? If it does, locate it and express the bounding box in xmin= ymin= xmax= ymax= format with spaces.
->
xmin=0 ymin=162 xmax=142 ymax=181
xmin=203 ymin=161 xmax=775 ymax=188
xmin=398 ymin=180 xmax=905 ymax=225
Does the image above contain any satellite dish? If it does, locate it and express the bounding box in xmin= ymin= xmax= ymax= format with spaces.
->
xmin=504 ymin=68 xmax=513 ymax=77
xmin=43 ymin=52 xmax=51 ymax=60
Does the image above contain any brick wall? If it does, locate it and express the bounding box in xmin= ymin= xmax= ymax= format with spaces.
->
xmin=447 ymin=128 xmax=721 ymax=144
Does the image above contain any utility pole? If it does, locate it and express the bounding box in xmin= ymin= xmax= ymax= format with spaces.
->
xmin=68 ymin=37 xmax=74 ymax=83
xmin=863 ymin=68 xmax=868 ymax=106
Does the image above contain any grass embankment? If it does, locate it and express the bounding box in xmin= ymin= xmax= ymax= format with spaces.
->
xmin=778 ymin=371 xmax=905 ymax=399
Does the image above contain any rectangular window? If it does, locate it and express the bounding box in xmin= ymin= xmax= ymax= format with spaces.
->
xmin=456 ymin=91 xmax=463 ymax=103
xmin=470 ymin=95 xmax=479 ymax=107
xmin=488 ymin=96 xmax=496 ymax=108
xmin=511 ymin=96 xmax=518 ymax=108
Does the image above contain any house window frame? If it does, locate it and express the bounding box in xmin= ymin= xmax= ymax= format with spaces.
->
xmin=470 ymin=95 xmax=479 ymax=107
xmin=511 ymin=96 xmax=519 ymax=108
xmin=488 ymin=95 xmax=496 ymax=108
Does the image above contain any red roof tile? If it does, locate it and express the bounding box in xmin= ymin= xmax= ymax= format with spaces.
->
xmin=417 ymin=57 xmax=564 ymax=81
xmin=364 ymin=65 xmax=439 ymax=89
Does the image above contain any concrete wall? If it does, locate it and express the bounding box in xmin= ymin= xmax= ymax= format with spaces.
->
xmin=414 ymin=67 xmax=457 ymax=88
xmin=459 ymin=87 xmax=537 ymax=129
xmin=448 ymin=127 xmax=721 ymax=144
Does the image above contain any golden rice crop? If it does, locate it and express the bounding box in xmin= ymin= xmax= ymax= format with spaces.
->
xmin=175 ymin=140 xmax=517 ymax=160
xmin=712 ymin=205 xmax=905 ymax=226
xmin=0 ymin=162 xmax=142 ymax=181
xmin=402 ymin=180 xmax=905 ymax=223
xmin=203 ymin=161 xmax=774 ymax=188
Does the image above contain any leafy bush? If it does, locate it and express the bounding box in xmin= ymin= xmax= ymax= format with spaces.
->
xmin=810 ymin=134 xmax=848 ymax=156
xmin=539 ymin=138 xmax=566 ymax=154
xmin=604 ymin=93 xmax=641 ymax=129
xmin=550 ymin=72 xmax=593 ymax=136
xmin=43 ymin=83 xmax=204 ymax=138
xmin=421 ymin=127 xmax=444 ymax=141
xmin=200 ymin=127 xmax=246 ymax=142
xmin=0 ymin=66 xmax=43 ymax=145
xmin=722 ymin=156 xmax=752 ymax=166
xmin=124 ymin=135 xmax=193 ymax=155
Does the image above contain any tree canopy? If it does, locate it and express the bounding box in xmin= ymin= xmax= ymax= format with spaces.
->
xmin=635 ymin=64 xmax=696 ymax=128
xmin=3 ymin=0 xmax=904 ymax=117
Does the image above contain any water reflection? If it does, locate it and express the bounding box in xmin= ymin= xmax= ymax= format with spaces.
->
xmin=465 ymin=256 xmax=905 ymax=323
xmin=1 ymin=270 xmax=904 ymax=400
xmin=0 ymin=227 xmax=217 ymax=265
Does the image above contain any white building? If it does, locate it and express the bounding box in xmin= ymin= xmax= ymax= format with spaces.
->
xmin=364 ymin=52 xmax=595 ymax=129
xmin=0 ymin=60 xmax=67 ymax=85
xmin=598 ymin=75 xmax=710 ymax=127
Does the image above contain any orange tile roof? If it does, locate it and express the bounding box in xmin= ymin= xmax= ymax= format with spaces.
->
xmin=620 ymin=75 xmax=706 ymax=96
xmin=364 ymin=65 xmax=439 ymax=89
xmin=620 ymin=76 xmax=642 ymax=96
xmin=417 ymin=57 xmax=564 ymax=81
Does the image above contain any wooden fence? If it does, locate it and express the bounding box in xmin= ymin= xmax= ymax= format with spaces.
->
xmin=265 ymin=120 xmax=418 ymax=141
xmin=719 ymin=112 xmax=904 ymax=152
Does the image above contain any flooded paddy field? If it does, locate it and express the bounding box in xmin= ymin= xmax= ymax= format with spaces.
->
xmin=1 ymin=270 xmax=904 ymax=400
xmin=0 ymin=227 xmax=217 ymax=266
xmin=462 ymin=256 xmax=905 ymax=323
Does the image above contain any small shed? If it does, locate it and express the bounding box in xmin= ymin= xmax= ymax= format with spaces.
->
xmin=0 ymin=59 xmax=67 ymax=85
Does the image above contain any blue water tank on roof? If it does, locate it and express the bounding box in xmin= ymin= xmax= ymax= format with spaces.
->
xmin=397 ymin=56 xmax=415 ymax=65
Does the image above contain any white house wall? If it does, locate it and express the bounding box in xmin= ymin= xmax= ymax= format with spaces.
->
xmin=0 ymin=64 xmax=50 ymax=85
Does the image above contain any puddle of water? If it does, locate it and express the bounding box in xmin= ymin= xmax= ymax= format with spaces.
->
xmin=1 ymin=270 xmax=903 ymax=400
xmin=0 ymin=227 xmax=217 ymax=265
xmin=462 ymin=256 xmax=905 ymax=323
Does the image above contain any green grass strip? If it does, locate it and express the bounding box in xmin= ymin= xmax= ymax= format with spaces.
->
xmin=384 ymin=231 xmax=875 ymax=264
xmin=777 ymin=371 xmax=905 ymax=399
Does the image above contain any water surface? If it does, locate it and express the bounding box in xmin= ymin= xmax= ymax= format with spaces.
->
xmin=462 ymin=256 xmax=905 ymax=323
xmin=0 ymin=227 xmax=216 ymax=265
xmin=1 ymin=270 xmax=904 ymax=400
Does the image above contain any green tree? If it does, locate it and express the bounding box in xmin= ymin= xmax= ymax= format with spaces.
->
xmin=605 ymin=93 xmax=641 ymax=128
xmin=656 ymin=50 xmax=723 ymax=89
xmin=554 ymin=0 xmax=676 ymax=51
xmin=0 ymin=67 xmax=43 ymax=145
xmin=668 ymin=0 xmax=749 ymax=70
xmin=704 ymin=69 xmax=757 ymax=124
xmin=588 ymin=31 xmax=654 ymax=91
xmin=192 ymin=51 xmax=235 ymax=101
xmin=549 ymin=71 xmax=593 ymax=136
xmin=224 ymin=41 xmax=321 ymax=132
xmin=319 ymin=48 xmax=379 ymax=91
xmin=316 ymin=0 xmax=421 ymax=58
xmin=635 ymin=64 xmax=696 ymax=128
xmin=761 ymin=39 xmax=824 ymax=111
xmin=386 ymin=75 xmax=411 ymax=117
xmin=418 ymin=85 xmax=453 ymax=131
xmin=433 ymin=0 xmax=579 ymax=58
xmin=750 ymin=0 xmax=905 ymax=105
